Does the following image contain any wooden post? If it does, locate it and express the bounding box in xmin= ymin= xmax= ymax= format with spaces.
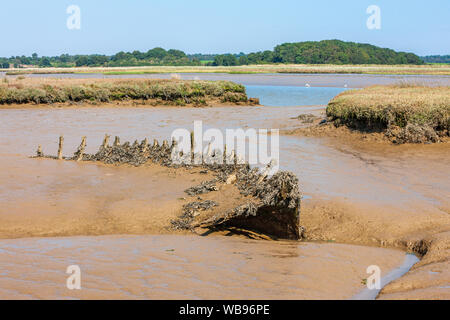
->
xmin=162 ymin=140 xmax=169 ymax=149
xmin=257 ymin=159 xmax=277 ymax=183
xmin=102 ymin=134 xmax=110 ymax=149
xmin=36 ymin=145 xmax=44 ymax=157
xmin=153 ymin=139 xmax=159 ymax=148
xmin=76 ymin=136 xmax=87 ymax=162
xmin=57 ymin=136 xmax=64 ymax=160
xmin=223 ymin=144 xmax=227 ymax=163
xmin=190 ymin=131 xmax=195 ymax=161
xmin=142 ymin=138 xmax=149 ymax=152
xmin=171 ymin=137 xmax=178 ymax=150
xmin=113 ymin=136 xmax=120 ymax=147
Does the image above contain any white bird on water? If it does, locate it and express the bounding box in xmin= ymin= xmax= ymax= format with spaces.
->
xmin=305 ymin=83 xmax=310 ymax=87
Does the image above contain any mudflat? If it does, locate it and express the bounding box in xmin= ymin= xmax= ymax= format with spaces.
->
xmin=0 ymin=104 xmax=448 ymax=299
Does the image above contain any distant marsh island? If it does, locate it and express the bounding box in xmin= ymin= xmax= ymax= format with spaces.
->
xmin=0 ymin=78 xmax=251 ymax=107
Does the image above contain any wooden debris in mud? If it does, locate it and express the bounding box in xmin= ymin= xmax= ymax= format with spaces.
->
xmin=57 ymin=136 xmax=64 ymax=160
xmin=175 ymin=161 xmax=302 ymax=240
xmin=185 ymin=180 xmax=219 ymax=196
xmin=73 ymin=136 xmax=87 ymax=161
xmin=36 ymin=145 xmax=44 ymax=157
xmin=248 ymin=98 xmax=260 ymax=105
xmin=292 ymin=113 xmax=320 ymax=123
xmin=102 ymin=134 xmax=110 ymax=149
xmin=32 ymin=134 xmax=303 ymax=240
xmin=174 ymin=200 xmax=219 ymax=229
xmin=142 ymin=138 xmax=149 ymax=153
xmin=203 ymin=171 xmax=300 ymax=240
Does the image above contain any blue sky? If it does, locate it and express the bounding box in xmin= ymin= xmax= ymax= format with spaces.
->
xmin=1 ymin=0 xmax=448 ymax=57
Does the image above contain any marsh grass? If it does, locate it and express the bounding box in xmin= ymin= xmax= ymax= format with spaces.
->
xmin=327 ymin=84 xmax=450 ymax=143
xmin=0 ymin=78 xmax=248 ymax=106
xmin=98 ymin=64 xmax=450 ymax=76
xmin=3 ymin=63 xmax=450 ymax=75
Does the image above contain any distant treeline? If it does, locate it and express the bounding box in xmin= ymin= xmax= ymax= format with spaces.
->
xmin=0 ymin=49 xmax=202 ymax=68
xmin=0 ymin=40 xmax=424 ymax=68
xmin=211 ymin=40 xmax=423 ymax=66
xmin=421 ymin=55 xmax=450 ymax=64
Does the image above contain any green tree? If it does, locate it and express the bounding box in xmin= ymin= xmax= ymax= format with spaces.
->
xmin=39 ymin=57 xmax=51 ymax=67
xmin=239 ymin=55 xmax=249 ymax=65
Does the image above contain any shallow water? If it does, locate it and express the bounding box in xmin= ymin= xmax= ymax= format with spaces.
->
xmin=352 ymin=254 xmax=420 ymax=300
xmin=1 ymin=106 xmax=447 ymax=211
xmin=0 ymin=235 xmax=406 ymax=300
xmin=9 ymin=72 xmax=450 ymax=88
xmin=246 ymin=85 xmax=347 ymax=106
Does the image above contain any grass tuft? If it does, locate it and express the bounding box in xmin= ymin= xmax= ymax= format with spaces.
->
xmin=326 ymin=84 xmax=450 ymax=143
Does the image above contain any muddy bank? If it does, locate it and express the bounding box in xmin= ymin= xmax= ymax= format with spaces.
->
xmin=300 ymin=199 xmax=450 ymax=300
xmin=0 ymin=156 xmax=205 ymax=238
xmin=284 ymin=112 xmax=450 ymax=298
xmin=379 ymin=231 xmax=450 ymax=299
xmin=294 ymin=145 xmax=450 ymax=299
xmin=287 ymin=109 xmax=450 ymax=146
xmin=288 ymin=121 xmax=450 ymax=145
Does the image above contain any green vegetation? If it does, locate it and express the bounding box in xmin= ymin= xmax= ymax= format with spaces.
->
xmin=212 ymin=40 xmax=423 ymax=66
xmin=5 ymin=70 xmax=75 ymax=75
xmin=0 ymin=79 xmax=248 ymax=106
xmin=421 ymin=55 xmax=450 ymax=64
xmin=0 ymin=48 xmax=203 ymax=68
xmin=4 ymin=64 xmax=450 ymax=75
xmin=0 ymin=40 xmax=424 ymax=70
xmin=327 ymin=85 xmax=450 ymax=143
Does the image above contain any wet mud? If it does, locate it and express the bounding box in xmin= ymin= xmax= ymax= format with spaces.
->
xmin=0 ymin=104 xmax=448 ymax=299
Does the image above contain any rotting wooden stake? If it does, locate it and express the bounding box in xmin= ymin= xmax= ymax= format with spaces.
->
xmin=206 ymin=142 xmax=212 ymax=157
xmin=162 ymin=140 xmax=169 ymax=149
xmin=113 ymin=136 xmax=120 ymax=147
xmin=57 ymin=136 xmax=64 ymax=160
xmin=171 ymin=137 xmax=178 ymax=149
xmin=223 ymin=144 xmax=228 ymax=163
xmin=190 ymin=131 xmax=195 ymax=161
xmin=142 ymin=138 xmax=149 ymax=152
xmin=231 ymin=149 xmax=236 ymax=165
xmin=153 ymin=139 xmax=159 ymax=148
xmin=36 ymin=145 xmax=44 ymax=157
xmin=102 ymin=134 xmax=110 ymax=149
xmin=257 ymin=159 xmax=277 ymax=183
xmin=76 ymin=136 xmax=87 ymax=162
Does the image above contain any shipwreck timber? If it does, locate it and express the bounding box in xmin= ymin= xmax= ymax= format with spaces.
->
xmin=33 ymin=134 xmax=303 ymax=240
